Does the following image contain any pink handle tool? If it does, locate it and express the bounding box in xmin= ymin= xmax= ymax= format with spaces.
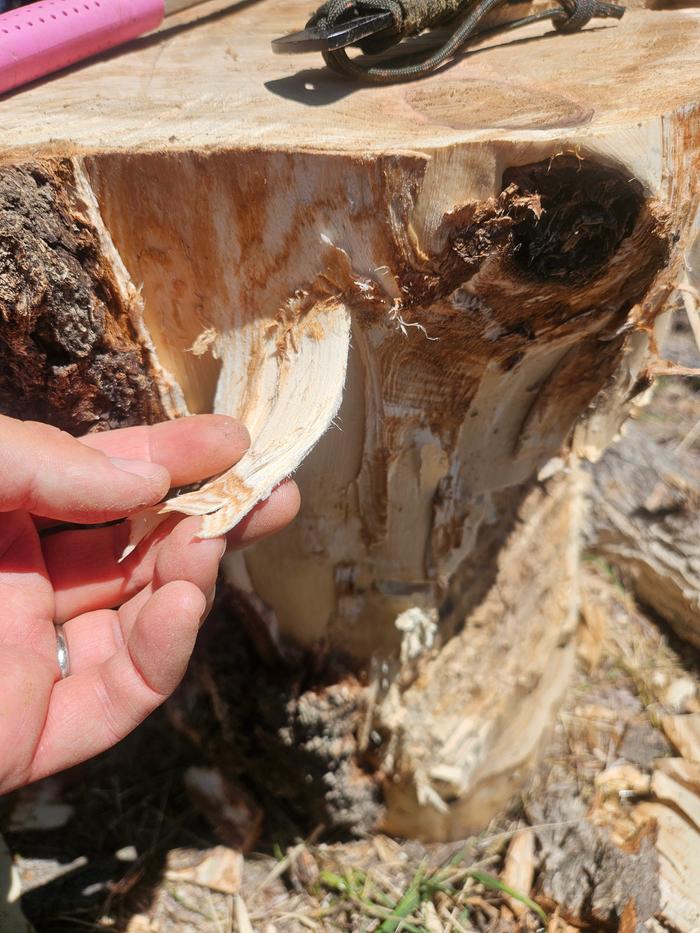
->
xmin=0 ymin=0 xmax=205 ymax=95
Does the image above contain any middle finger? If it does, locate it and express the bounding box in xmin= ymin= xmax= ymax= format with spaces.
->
xmin=61 ymin=519 xmax=225 ymax=672
xmin=45 ymin=483 xmax=300 ymax=621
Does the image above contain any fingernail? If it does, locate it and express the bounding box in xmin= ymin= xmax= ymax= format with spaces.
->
xmin=109 ymin=457 xmax=165 ymax=481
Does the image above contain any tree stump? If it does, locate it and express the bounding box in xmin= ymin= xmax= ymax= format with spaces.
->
xmin=1 ymin=1 xmax=699 ymax=840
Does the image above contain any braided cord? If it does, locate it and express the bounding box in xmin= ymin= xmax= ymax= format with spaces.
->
xmin=321 ymin=0 xmax=623 ymax=82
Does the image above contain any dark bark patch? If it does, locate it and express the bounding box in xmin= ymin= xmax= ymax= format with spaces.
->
xmin=169 ymin=585 xmax=382 ymax=841
xmin=0 ymin=161 xmax=165 ymax=434
xmin=528 ymin=792 xmax=660 ymax=930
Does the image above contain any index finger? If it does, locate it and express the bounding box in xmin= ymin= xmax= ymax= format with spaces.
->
xmin=0 ymin=415 xmax=170 ymax=524
xmin=79 ymin=416 xmax=250 ymax=488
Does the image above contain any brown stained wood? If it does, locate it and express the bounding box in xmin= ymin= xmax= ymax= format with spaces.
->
xmin=0 ymin=1 xmax=698 ymax=840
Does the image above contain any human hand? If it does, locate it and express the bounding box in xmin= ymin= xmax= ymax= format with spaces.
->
xmin=0 ymin=414 xmax=299 ymax=795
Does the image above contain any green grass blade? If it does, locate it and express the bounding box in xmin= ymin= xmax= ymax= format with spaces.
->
xmin=377 ymin=867 xmax=424 ymax=933
xmin=320 ymin=869 xmax=422 ymax=933
xmin=320 ymin=870 xmax=348 ymax=893
xmin=468 ymin=869 xmax=547 ymax=925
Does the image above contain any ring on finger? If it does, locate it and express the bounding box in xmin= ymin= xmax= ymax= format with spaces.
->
xmin=55 ymin=624 xmax=70 ymax=679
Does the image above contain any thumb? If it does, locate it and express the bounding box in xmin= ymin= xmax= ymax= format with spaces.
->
xmin=0 ymin=416 xmax=170 ymax=523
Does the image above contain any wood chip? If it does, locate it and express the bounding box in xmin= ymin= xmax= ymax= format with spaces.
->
xmin=644 ymin=921 xmax=669 ymax=933
xmin=595 ymin=764 xmax=651 ymax=797
xmin=372 ymin=835 xmax=402 ymax=863
xmin=547 ymin=918 xmax=579 ymax=933
xmin=422 ymin=900 xmax=445 ymax=933
xmin=662 ymin=677 xmax=697 ymax=714
xmin=234 ymin=895 xmax=254 ymax=933
xmin=651 ymin=770 xmax=700 ymax=831
xmin=126 ymin=916 xmax=158 ymax=933
xmin=653 ymin=757 xmax=700 ymax=793
xmin=184 ymin=767 xmax=262 ymax=852
xmin=0 ymin=835 xmax=33 ymax=933
xmin=164 ymin=845 xmax=242 ymax=895
xmin=9 ymin=779 xmax=74 ymax=833
xmin=633 ymin=802 xmax=700 ymax=932
xmin=579 ymin=598 xmax=606 ymax=672
xmin=288 ymin=847 xmax=319 ymax=891
xmin=501 ymin=829 xmax=536 ymax=917
xmin=661 ymin=714 xmax=700 ymax=762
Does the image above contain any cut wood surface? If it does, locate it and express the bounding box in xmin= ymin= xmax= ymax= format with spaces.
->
xmin=1 ymin=0 xmax=699 ymax=840
xmin=0 ymin=4 xmax=697 ymax=153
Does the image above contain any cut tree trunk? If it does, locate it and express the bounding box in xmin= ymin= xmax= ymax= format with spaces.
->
xmin=1 ymin=0 xmax=700 ymax=841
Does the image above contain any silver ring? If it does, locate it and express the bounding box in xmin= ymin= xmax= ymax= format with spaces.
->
xmin=55 ymin=625 xmax=70 ymax=679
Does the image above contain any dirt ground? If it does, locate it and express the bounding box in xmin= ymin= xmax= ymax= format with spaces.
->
xmin=1 ymin=314 xmax=699 ymax=933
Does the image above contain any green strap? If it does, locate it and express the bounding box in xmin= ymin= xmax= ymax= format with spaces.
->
xmin=313 ymin=0 xmax=624 ymax=82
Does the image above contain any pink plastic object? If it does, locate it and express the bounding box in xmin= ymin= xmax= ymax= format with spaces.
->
xmin=0 ymin=0 xmax=165 ymax=95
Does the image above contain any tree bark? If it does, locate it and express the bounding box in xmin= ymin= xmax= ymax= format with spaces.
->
xmin=587 ymin=399 xmax=700 ymax=649
xmin=1 ymin=2 xmax=699 ymax=840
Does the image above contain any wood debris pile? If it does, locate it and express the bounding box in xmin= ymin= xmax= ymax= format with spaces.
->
xmin=506 ymin=566 xmax=700 ymax=933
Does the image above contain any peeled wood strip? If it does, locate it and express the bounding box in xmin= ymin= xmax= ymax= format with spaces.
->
xmin=162 ymin=300 xmax=351 ymax=537
xmin=127 ymin=298 xmax=351 ymax=551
